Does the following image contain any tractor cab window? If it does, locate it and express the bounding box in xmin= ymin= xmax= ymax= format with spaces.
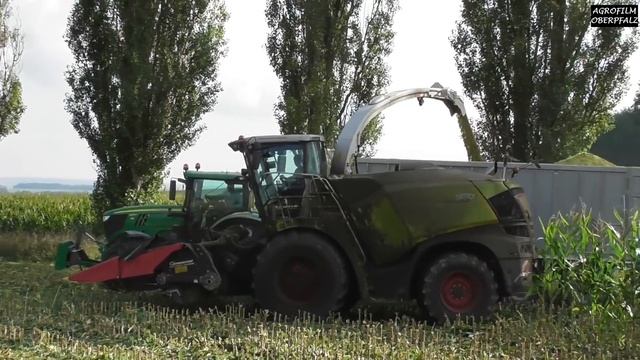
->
xmin=189 ymin=178 xmax=245 ymax=229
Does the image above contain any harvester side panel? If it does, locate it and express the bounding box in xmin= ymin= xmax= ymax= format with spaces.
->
xmin=330 ymin=169 xmax=500 ymax=265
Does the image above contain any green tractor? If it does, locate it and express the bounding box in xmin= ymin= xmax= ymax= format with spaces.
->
xmin=227 ymin=85 xmax=536 ymax=321
xmin=55 ymin=166 xmax=264 ymax=304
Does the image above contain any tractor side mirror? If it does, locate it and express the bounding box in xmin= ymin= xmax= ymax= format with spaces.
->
xmin=169 ymin=180 xmax=177 ymax=201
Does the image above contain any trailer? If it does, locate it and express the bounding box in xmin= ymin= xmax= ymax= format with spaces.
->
xmin=358 ymin=158 xmax=640 ymax=248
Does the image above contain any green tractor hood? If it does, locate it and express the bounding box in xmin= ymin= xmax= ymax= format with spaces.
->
xmin=103 ymin=204 xmax=186 ymax=242
xmin=104 ymin=204 xmax=185 ymax=217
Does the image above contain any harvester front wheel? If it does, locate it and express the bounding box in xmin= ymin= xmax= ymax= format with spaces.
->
xmin=252 ymin=231 xmax=349 ymax=318
xmin=420 ymin=252 xmax=498 ymax=323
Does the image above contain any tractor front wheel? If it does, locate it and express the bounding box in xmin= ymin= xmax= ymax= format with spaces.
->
xmin=252 ymin=231 xmax=349 ymax=318
xmin=420 ymin=252 xmax=498 ymax=323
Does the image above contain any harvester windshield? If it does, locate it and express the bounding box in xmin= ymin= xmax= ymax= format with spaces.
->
xmin=253 ymin=141 xmax=324 ymax=206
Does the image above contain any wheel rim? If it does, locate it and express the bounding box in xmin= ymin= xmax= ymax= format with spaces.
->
xmin=440 ymin=272 xmax=477 ymax=313
xmin=277 ymin=257 xmax=320 ymax=303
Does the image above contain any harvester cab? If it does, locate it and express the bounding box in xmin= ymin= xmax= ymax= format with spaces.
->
xmin=229 ymin=84 xmax=536 ymax=321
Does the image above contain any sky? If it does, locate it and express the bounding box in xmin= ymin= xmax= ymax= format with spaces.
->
xmin=0 ymin=0 xmax=638 ymax=182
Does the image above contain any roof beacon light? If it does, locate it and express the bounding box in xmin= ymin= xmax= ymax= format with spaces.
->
xmin=195 ymin=163 xmax=201 ymax=171
xmin=183 ymin=164 xmax=189 ymax=171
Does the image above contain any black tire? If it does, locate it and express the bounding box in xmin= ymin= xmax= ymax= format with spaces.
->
xmin=210 ymin=219 xmax=265 ymax=296
xmin=420 ymin=252 xmax=498 ymax=323
xmin=252 ymin=231 xmax=349 ymax=318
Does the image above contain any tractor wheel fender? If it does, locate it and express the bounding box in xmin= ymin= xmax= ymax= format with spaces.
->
xmin=122 ymin=230 xmax=153 ymax=240
xmin=252 ymin=230 xmax=350 ymax=317
xmin=212 ymin=217 xmax=266 ymax=250
xmin=211 ymin=216 xmax=263 ymax=234
xmin=420 ymin=252 xmax=499 ymax=323
xmin=210 ymin=211 xmax=261 ymax=229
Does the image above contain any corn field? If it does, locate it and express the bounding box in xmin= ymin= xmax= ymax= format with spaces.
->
xmin=0 ymin=193 xmax=94 ymax=233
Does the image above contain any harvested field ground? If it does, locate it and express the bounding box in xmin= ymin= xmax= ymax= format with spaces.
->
xmin=0 ymin=261 xmax=638 ymax=359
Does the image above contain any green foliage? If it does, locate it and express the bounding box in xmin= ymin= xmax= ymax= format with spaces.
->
xmin=0 ymin=0 xmax=24 ymax=141
xmin=534 ymin=208 xmax=640 ymax=321
xmin=266 ymin=0 xmax=397 ymax=155
xmin=65 ymin=0 xmax=227 ymax=221
xmin=1 ymin=262 xmax=640 ymax=358
xmin=555 ymin=152 xmax=616 ymax=166
xmin=451 ymin=0 xmax=638 ymax=162
xmin=0 ymin=193 xmax=94 ymax=233
xmin=591 ymin=105 xmax=640 ymax=166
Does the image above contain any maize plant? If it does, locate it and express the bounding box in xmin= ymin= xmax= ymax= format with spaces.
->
xmin=0 ymin=193 xmax=94 ymax=233
xmin=534 ymin=207 xmax=640 ymax=321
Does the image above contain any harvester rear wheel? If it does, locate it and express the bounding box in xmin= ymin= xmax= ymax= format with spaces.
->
xmin=252 ymin=231 xmax=349 ymax=318
xmin=420 ymin=252 xmax=498 ymax=323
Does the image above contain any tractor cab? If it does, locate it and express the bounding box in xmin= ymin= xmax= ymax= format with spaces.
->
xmin=170 ymin=169 xmax=253 ymax=240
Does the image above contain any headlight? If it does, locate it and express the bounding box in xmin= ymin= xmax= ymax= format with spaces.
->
xmin=489 ymin=189 xmax=531 ymax=237
xmin=489 ymin=190 xmax=525 ymax=222
xmin=103 ymin=215 xmax=110 ymax=222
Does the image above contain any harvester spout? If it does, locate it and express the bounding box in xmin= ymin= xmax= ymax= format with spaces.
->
xmin=329 ymin=83 xmax=466 ymax=176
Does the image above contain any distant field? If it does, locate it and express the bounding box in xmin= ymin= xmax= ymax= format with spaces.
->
xmin=12 ymin=182 xmax=93 ymax=192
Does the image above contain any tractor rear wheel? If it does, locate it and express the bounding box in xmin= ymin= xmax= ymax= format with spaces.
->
xmin=252 ymin=231 xmax=349 ymax=318
xmin=420 ymin=252 xmax=498 ymax=323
